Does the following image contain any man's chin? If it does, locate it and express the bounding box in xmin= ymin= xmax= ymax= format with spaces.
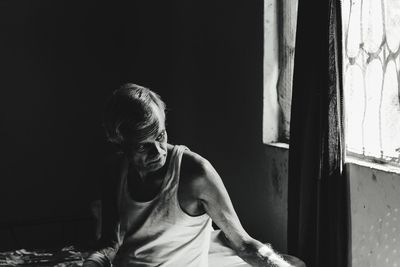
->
xmin=145 ymin=157 xmax=166 ymax=171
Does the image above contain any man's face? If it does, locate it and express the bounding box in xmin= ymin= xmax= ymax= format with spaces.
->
xmin=122 ymin=105 xmax=168 ymax=174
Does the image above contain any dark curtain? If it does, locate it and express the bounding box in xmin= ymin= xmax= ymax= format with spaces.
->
xmin=287 ymin=0 xmax=351 ymax=267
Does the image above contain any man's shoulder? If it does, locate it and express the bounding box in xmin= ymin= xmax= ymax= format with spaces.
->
xmin=181 ymin=149 xmax=211 ymax=176
xmin=180 ymin=148 xmax=214 ymax=190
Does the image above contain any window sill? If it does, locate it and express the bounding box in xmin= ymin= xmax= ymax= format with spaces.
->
xmin=264 ymin=142 xmax=400 ymax=175
xmin=264 ymin=142 xmax=289 ymax=150
xmin=345 ymin=156 xmax=400 ymax=175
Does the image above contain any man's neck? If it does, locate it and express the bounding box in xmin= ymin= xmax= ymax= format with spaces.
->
xmin=133 ymin=160 xmax=169 ymax=185
xmin=137 ymin=169 xmax=150 ymax=181
xmin=129 ymin=144 xmax=173 ymax=183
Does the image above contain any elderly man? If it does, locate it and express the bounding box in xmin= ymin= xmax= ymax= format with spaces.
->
xmin=83 ymin=83 xmax=295 ymax=267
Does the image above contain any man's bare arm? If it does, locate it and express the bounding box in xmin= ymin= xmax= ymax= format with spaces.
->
xmin=184 ymin=151 xmax=293 ymax=267
xmin=83 ymin=155 xmax=122 ymax=267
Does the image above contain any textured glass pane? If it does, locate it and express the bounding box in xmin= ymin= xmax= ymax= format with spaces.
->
xmin=362 ymin=0 xmax=384 ymax=53
xmin=381 ymin=60 xmax=400 ymax=158
xmin=342 ymin=0 xmax=351 ymax=38
xmin=364 ymin=59 xmax=383 ymax=157
xmin=347 ymin=0 xmax=362 ymax=58
xmin=344 ymin=0 xmax=400 ymax=163
xmin=345 ymin=65 xmax=365 ymax=153
xmin=397 ymin=53 xmax=400 ymax=67
xmin=384 ymin=0 xmax=400 ymax=52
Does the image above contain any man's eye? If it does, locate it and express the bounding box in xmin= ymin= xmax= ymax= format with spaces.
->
xmin=156 ymin=132 xmax=165 ymax=141
xmin=136 ymin=144 xmax=146 ymax=152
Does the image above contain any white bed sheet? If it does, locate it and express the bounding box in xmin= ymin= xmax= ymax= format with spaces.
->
xmin=209 ymin=230 xmax=251 ymax=267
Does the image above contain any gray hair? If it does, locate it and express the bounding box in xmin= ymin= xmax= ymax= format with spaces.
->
xmin=103 ymin=83 xmax=166 ymax=146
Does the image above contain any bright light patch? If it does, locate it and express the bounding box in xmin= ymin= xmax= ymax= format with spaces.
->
xmin=343 ymin=0 xmax=400 ymax=164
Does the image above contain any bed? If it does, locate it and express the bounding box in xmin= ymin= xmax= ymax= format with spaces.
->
xmin=0 ymin=231 xmax=305 ymax=267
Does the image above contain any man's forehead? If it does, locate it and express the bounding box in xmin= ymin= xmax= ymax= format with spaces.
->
xmin=126 ymin=120 xmax=165 ymax=145
xmin=136 ymin=126 xmax=165 ymax=143
xmin=123 ymin=102 xmax=166 ymax=145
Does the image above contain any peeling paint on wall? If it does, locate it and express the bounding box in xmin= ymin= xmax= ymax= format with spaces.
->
xmin=263 ymin=148 xmax=400 ymax=265
xmin=349 ymin=164 xmax=400 ymax=267
xmin=263 ymin=144 xmax=289 ymax=252
xmin=372 ymin=173 xmax=377 ymax=182
xmin=271 ymin=158 xmax=283 ymax=198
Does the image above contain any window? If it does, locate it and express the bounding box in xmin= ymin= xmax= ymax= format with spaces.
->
xmin=342 ymin=0 xmax=400 ymax=166
xmin=263 ymin=0 xmax=298 ymax=144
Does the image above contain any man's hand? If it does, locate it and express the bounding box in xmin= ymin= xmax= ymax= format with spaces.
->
xmin=82 ymin=260 xmax=101 ymax=267
xmin=253 ymin=243 xmax=294 ymax=267
xmin=82 ymin=251 xmax=112 ymax=267
xmin=232 ymin=239 xmax=294 ymax=267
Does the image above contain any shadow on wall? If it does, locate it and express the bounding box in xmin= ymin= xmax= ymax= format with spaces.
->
xmin=0 ymin=0 xmax=272 ymax=251
xmin=261 ymin=144 xmax=289 ymax=252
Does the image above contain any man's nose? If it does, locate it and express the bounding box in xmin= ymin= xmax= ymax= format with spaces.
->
xmin=149 ymin=142 xmax=163 ymax=157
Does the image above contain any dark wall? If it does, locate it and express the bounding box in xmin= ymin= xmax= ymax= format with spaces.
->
xmin=0 ymin=0 xmax=267 ymax=248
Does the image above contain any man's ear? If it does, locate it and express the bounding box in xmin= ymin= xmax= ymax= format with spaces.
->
xmin=109 ymin=142 xmax=124 ymax=155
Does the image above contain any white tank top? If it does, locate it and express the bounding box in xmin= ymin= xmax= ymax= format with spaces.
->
xmin=113 ymin=145 xmax=213 ymax=267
